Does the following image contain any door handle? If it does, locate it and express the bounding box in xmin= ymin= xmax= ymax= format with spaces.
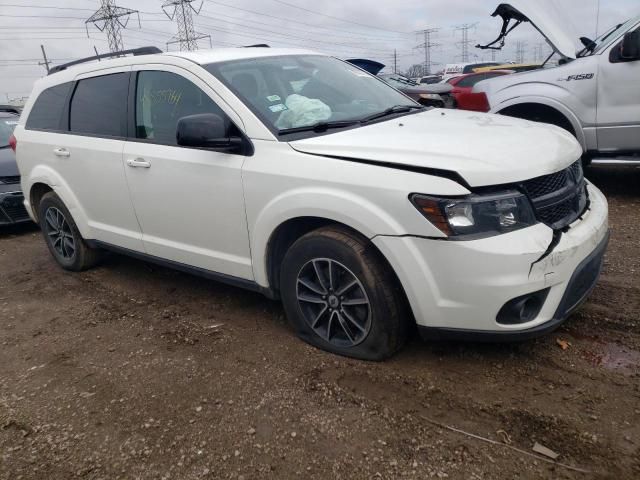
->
xmin=126 ymin=158 xmax=151 ymax=169
xmin=53 ymin=148 xmax=70 ymax=158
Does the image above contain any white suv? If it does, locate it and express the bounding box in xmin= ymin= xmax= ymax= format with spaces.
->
xmin=14 ymin=46 xmax=609 ymax=360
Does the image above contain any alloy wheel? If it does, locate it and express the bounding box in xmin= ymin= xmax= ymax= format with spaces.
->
xmin=44 ymin=207 xmax=76 ymax=260
xmin=296 ymin=258 xmax=371 ymax=347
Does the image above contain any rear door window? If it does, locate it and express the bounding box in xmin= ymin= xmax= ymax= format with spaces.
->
xmin=25 ymin=82 xmax=73 ymax=131
xmin=69 ymin=73 xmax=129 ymax=138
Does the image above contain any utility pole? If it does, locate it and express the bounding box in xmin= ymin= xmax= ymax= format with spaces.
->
xmin=415 ymin=28 xmax=440 ymax=76
xmin=38 ymin=44 xmax=51 ymax=73
xmin=515 ymin=41 xmax=527 ymax=63
xmin=453 ymin=23 xmax=477 ymax=63
xmin=393 ymin=49 xmax=397 ymax=74
xmin=534 ymin=42 xmax=545 ymax=62
xmin=162 ymin=0 xmax=211 ymax=51
xmin=86 ymin=0 xmax=140 ymax=53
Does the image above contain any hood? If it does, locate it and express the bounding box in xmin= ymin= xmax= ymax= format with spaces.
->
xmin=482 ymin=1 xmax=580 ymax=60
xmin=345 ymin=59 xmax=385 ymax=75
xmin=0 ymin=148 xmax=19 ymax=178
xmin=289 ymin=109 xmax=581 ymax=188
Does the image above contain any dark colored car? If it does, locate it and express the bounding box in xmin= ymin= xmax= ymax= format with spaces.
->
xmin=345 ymin=59 xmax=455 ymax=108
xmin=378 ymin=74 xmax=455 ymax=108
xmin=0 ymin=107 xmax=30 ymax=226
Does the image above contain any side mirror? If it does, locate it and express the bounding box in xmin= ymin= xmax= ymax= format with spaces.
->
xmin=176 ymin=113 xmax=242 ymax=151
xmin=621 ymin=31 xmax=640 ymax=60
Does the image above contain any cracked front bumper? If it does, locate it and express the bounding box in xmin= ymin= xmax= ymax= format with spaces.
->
xmin=373 ymin=183 xmax=609 ymax=339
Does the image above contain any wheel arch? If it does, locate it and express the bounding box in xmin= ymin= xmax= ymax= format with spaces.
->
xmin=26 ymin=166 xmax=91 ymax=237
xmin=493 ymin=97 xmax=586 ymax=150
xmin=262 ymin=217 xmax=410 ymax=314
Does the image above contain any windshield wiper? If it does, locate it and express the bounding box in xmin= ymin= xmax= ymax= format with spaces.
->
xmin=278 ymin=120 xmax=360 ymax=136
xmin=360 ymin=105 xmax=424 ymax=124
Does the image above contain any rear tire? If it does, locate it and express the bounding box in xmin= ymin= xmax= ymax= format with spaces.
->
xmin=37 ymin=192 xmax=101 ymax=271
xmin=280 ymin=226 xmax=408 ymax=361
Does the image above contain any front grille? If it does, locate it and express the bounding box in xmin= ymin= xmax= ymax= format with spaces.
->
xmin=522 ymin=161 xmax=588 ymax=230
xmin=0 ymin=175 xmax=20 ymax=185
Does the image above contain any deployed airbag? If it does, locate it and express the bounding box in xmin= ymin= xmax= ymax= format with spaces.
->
xmin=275 ymin=94 xmax=332 ymax=129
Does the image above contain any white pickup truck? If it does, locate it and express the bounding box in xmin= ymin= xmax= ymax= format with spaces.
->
xmin=474 ymin=0 xmax=640 ymax=165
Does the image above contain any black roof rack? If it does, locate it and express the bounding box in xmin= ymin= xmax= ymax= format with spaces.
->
xmin=243 ymin=44 xmax=270 ymax=48
xmin=49 ymin=46 xmax=163 ymax=75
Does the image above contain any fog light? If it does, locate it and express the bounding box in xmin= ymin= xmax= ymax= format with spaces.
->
xmin=497 ymin=289 xmax=550 ymax=325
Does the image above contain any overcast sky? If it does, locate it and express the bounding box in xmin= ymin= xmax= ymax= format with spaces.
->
xmin=1 ymin=0 xmax=638 ymax=100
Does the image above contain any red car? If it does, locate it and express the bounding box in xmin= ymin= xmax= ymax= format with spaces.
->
xmin=447 ymin=70 xmax=513 ymax=112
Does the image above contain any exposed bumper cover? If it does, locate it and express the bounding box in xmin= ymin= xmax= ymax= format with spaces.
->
xmin=0 ymin=189 xmax=30 ymax=225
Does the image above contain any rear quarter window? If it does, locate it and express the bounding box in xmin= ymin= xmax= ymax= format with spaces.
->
xmin=25 ymin=82 xmax=73 ymax=131
xmin=70 ymin=73 xmax=129 ymax=138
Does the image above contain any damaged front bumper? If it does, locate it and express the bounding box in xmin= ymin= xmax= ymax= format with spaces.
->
xmin=373 ymin=182 xmax=609 ymax=341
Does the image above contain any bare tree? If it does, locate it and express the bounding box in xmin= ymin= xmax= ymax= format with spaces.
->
xmin=404 ymin=64 xmax=424 ymax=78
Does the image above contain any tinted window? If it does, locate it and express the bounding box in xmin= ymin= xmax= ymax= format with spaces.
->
xmin=70 ymin=73 xmax=128 ymax=137
xmin=25 ymin=82 xmax=72 ymax=131
xmin=135 ymin=71 xmax=233 ymax=146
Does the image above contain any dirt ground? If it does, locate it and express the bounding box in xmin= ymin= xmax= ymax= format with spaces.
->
xmin=1 ymin=166 xmax=638 ymax=480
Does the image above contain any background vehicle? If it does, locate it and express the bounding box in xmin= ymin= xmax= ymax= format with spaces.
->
xmin=447 ymin=70 xmax=513 ymax=110
xmin=474 ymin=0 xmax=640 ymax=165
xmin=345 ymin=59 xmax=455 ymax=108
xmin=418 ymin=75 xmax=442 ymax=84
xmin=15 ymin=47 xmax=608 ymax=361
xmin=378 ymin=73 xmax=455 ymax=108
xmin=0 ymin=107 xmax=29 ymax=226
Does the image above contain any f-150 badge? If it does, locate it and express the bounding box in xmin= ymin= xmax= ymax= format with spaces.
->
xmin=558 ymin=73 xmax=595 ymax=81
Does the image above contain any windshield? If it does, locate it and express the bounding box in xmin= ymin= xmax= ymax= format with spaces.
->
xmin=0 ymin=116 xmax=18 ymax=147
xmin=206 ymin=55 xmax=417 ymax=135
xmin=584 ymin=16 xmax=640 ymax=55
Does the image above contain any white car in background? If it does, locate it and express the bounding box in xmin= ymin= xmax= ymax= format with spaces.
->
xmin=13 ymin=46 xmax=608 ymax=360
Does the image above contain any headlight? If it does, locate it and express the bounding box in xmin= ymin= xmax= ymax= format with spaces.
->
xmin=410 ymin=191 xmax=537 ymax=238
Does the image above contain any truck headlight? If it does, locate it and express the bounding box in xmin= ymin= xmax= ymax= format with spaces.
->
xmin=410 ymin=191 xmax=537 ymax=238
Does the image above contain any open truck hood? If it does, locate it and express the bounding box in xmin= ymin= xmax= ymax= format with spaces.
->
xmin=289 ymin=109 xmax=581 ymax=188
xmin=480 ymin=0 xmax=579 ymax=60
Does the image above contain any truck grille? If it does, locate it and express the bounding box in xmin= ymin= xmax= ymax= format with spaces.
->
xmin=522 ymin=161 xmax=588 ymax=230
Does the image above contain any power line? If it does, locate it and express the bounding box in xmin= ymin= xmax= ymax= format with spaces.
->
xmin=266 ymin=0 xmax=408 ymax=34
xmin=203 ymin=0 xmax=409 ymax=40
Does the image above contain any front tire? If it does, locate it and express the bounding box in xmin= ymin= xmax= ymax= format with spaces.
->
xmin=280 ymin=226 xmax=408 ymax=361
xmin=37 ymin=192 xmax=101 ymax=271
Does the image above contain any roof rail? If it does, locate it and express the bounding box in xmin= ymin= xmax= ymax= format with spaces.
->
xmin=243 ymin=44 xmax=270 ymax=48
xmin=49 ymin=46 xmax=163 ymax=75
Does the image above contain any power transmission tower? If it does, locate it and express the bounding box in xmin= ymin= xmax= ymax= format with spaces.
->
xmin=534 ymin=42 xmax=545 ymax=62
xmin=515 ymin=41 xmax=527 ymax=63
xmin=453 ymin=23 xmax=477 ymax=63
xmin=162 ymin=0 xmax=211 ymax=51
xmin=86 ymin=0 xmax=140 ymax=53
xmin=415 ymin=28 xmax=440 ymax=75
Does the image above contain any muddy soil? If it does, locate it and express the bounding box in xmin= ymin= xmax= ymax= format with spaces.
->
xmin=1 ymin=166 xmax=638 ymax=479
